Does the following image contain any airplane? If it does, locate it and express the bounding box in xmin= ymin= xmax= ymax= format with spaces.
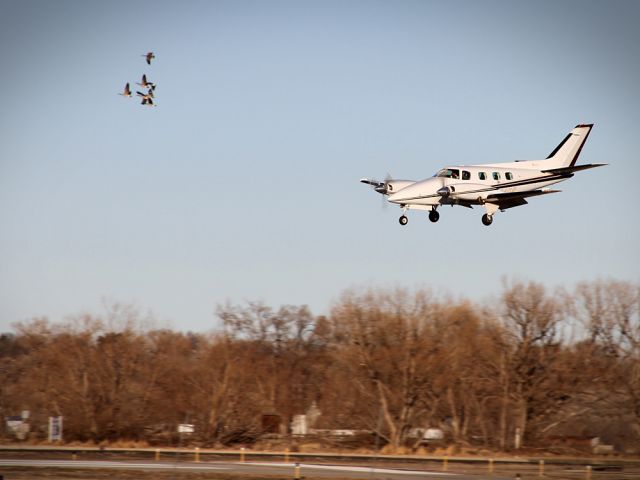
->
xmin=360 ymin=124 xmax=605 ymax=226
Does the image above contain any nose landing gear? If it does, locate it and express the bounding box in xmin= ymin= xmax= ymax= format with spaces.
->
xmin=399 ymin=215 xmax=408 ymax=225
xmin=482 ymin=214 xmax=493 ymax=226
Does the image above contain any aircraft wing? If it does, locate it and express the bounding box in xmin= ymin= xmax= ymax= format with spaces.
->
xmin=540 ymin=163 xmax=607 ymax=175
xmin=485 ymin=189 xmax=561 ymax=210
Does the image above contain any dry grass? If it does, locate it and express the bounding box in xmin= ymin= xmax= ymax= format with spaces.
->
xmin=0 ymin=468 xmax=342 ymax=480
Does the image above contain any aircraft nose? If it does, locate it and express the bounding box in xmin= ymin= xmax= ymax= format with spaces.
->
xmin=388 ymin=185 xmax=418 ymax=203
xmin=387 ymin=192 xmax=405 ymax=204
xmin=387 ymin=179 xmax=438 ymax=204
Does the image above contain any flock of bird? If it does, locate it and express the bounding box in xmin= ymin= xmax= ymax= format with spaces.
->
xmin=119 ymin=52 xmax=157 ymax=107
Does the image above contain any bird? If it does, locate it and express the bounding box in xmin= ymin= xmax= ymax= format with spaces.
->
xmin=118 ymin=82 xmax=132 ymax=97
xmin=136 ymin=74 xmax=156 ymax=91
xmin=137 ymin=90 xmax=155 ymax=106
xmin=142 ymin=52 xmax=155 ymax=65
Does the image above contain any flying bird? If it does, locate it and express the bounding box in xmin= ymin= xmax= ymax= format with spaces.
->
xmin=142 ymin=52 xmax=155 ymax=65
xmin=136 ymin=74 xmax=156 ymax=91
xmin=137 ymin=90 xmax=155 ymax=106
xmin=118 ymin=82 xmax=132 ymax=97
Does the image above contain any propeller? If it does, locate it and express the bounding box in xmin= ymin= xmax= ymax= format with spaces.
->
xmin=360 ymin=174 xmax=393 ymax=209
xmin=360 ymin=174 xmax=393 ymax=194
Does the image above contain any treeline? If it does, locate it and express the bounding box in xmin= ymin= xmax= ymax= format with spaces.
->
xmin=0 ymin=279 xmax=638 ymax=452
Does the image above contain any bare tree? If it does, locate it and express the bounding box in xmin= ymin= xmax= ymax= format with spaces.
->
xmin=575 ymin=280 xmax=640 ymax=439
xmin=329 ymin=288 xmax=442 ymax=450
xmin=500 ymin=279 xmax=565 ymax=448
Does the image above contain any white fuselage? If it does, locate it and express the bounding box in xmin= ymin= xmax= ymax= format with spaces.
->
xmin=387 ymin=160 xmax=568 ymax=209
xmin=361 ymin=124 xmax=602 ymax=226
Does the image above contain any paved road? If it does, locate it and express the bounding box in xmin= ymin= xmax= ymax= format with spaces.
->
xmin=0 ymin=458 xmax=507 ymax=479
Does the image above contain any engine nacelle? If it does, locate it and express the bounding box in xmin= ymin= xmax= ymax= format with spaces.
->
xmin=437 ymin=186 xmax=450 ymax=197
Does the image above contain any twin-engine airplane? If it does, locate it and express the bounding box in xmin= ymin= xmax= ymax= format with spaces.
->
xmin=361 ymin=124 xmax=605 ymax=226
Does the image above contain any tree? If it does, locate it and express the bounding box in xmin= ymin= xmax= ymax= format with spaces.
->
xmin=500 ymin=279 xmax=565 ymax=448
xmin=574 ymin=280 xmax=640 ymax=440
xmin=329 ymin=288 xmax=442 ymax=449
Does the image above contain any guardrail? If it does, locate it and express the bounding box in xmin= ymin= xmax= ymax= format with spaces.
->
xmin=1 ymin=444 xmax=638 ymax=467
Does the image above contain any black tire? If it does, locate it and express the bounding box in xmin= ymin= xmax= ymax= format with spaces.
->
xmin=482 ymin=214 xmax=493 ymax=226
xmin=429 ymin=210 xmax=440 ymax=223
xmin=399 ymin=215 xmax=408 ymax=226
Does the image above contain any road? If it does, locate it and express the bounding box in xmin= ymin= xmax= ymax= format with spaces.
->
xmin=0 ymin=458 xmax=504 ymax=480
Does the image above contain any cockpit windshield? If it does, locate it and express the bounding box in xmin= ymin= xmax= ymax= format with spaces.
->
xmin=435 ymin=168 xmax=460 ymax=179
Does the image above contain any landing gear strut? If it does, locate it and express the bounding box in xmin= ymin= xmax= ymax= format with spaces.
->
xmin=428 ymin=210 xmax=440 ymax=223
xmin=482 ymin=214 xmax=493 ymax=226
xmin=399 ymin=215 xmax=408 ymax=225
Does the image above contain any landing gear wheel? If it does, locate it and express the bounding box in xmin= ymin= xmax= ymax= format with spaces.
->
xmin=428 ymin=210 xmax=440 ymax=223
xmin=399 ymin=215 xmax=408 ymax=226
xmin=482 ymin=214 xmax=493 ymax=226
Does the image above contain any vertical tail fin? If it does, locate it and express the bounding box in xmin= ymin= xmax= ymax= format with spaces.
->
xmin=545 ymin=124 xmax=594 ymax=168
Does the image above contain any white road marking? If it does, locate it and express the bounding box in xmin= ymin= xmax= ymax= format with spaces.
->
xmin=0 ymin=459 xmax=462 ymax=476
xmin=0 ymin=459 xmax=228 ymax=470
xmin=240 ymin=461 xmax=459 ymax=476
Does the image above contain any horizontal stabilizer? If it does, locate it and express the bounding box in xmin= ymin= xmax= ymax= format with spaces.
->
xmin=541 ymin=163 xmax=607 ymax=175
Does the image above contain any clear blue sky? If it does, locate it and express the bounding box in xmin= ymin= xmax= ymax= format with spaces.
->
xmin=1 ymin=0 xmax=638 ymax=332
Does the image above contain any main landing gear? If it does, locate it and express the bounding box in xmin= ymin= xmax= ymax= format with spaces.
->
xmin=398 ymin=211 xmax=494 ymax=225
xmin=399 ymin=208 xmax=439 ymax=226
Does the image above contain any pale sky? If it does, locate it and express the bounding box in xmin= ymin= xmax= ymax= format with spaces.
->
xmin=1 ymin=0 xmax=639 ymax=332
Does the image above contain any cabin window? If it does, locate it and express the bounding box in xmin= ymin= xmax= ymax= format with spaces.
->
xmin=462 ymin=170 xmax=470 ymax=180
xmin=478 ymin=172 xmax=486 ymax=180
xmin=492 ymin=172 xmax=501 ymax=181
xmin=505 ymin=172 xmax=513 ymax=180
xmin=436 ymin=168 xmax=460 ymax=179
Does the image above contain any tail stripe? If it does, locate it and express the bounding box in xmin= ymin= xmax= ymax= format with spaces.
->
xmin=544 ymin=124 xmax=594 ymax=168
xmin=569 ymin=124 xmax=593 ymax=166
xmin=546 ymin=133 xmax=572 ymax=159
